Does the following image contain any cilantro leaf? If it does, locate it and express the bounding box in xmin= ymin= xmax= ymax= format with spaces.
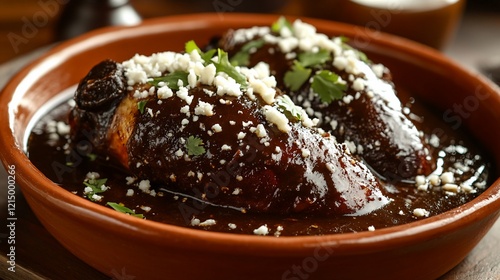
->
xmin=148 ymin=71 xmax=189 ymax=90
xmin=213 ymin=49 xmax=248 ymax=88
xmin=298 ymin=49 xmax=331 ymax=68
xmin=83 ymin=178 xmax=108 ymax=200
xmin=276 ymin=95 xmax=302 ymax=121
xmin=284 ymin=61 xmax=311 ymax=91
xmin=107 ymin=202 xmax=144 ymax=219
xmin=185 ymin=40 xmax=216 ymax=64
xmin=185 ymin=40 xmax=201 ymax=54
xmin=137 ymin=100 xmax=148 ymax=114
xmin=186 ymin=136 xmax=206 ymax=156
xmin=311 ymin=70 xmax=347 ymax=104
xmin=272 ymin=16 xmax=293 ymax=33
xmin=230 ymin=39 xmax=265 ymax=66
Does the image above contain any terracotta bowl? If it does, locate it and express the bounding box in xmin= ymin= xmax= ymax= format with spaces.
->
xmin=1 ymin=14 xmax=500 ymax=280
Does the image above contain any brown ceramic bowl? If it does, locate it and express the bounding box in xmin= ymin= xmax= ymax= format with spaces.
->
xmin=1 ymin=14 xmax=499 ymax=280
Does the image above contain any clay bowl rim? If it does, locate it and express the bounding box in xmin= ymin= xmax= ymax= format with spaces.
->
xmin=1 ymin=13 xmax=500 ymax=256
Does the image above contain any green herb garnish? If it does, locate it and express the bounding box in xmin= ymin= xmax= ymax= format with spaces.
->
xmin=284 ymin=61 xmax=311 ymax=91
xmin=87 ymin=153 xmax=97 ymax=161
xmin=272 ymin=16 xmax=293 ymax=33
xmin=311 ymin=70 xmax=347 ymax=104
xmin=213 ymin=49 xmax=248 ymax=88
xmin=186 ymin=136 xmax=206 ymax=156
xmin=149 ymin=71 xmax=189 ymax=90
xmin=185 ymin=40 xmax=216 ymax=64
xmin=230 ymin=39 xmax=266 ymax=66
xmin=298 ymin=49 xmax=331 ymax=68
xmin=83 ymin=178 xmax=108 ymax=201
xmin=137 ymin=100 xmax=148 ymax=114
xmin=276 ymin=95 xmax=302 ymax=121
xmin=107 ymin=202 xmax=144 ymax=219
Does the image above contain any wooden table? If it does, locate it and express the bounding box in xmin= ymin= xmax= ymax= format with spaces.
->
xmin=1 ymin=3 xmax=500 ymax=280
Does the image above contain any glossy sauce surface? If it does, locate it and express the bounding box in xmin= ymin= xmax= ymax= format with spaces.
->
xmin=27 ymin=86 xmax=491 ymax=236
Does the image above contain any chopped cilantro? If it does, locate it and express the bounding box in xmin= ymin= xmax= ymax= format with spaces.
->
xmin=284 ymin=61 xmax=311 ymax=91
xmin=87 ymin=153 xmax=97 ymax=161
xmin=83 ymin=178 xmax=108 ymax=201
xmin=276 ymin=95 xmax=302 ymax=121
xmin=107 ymin=202 xmax=144 ymax=219
xmin=272 ymin=16 xmax=293 ymax=33
xmin=185 ymin=40 xmax=201 ymax=54
xmin=298 ymin=49 xmax=331 ymax=68
xmin=311 ymin=70 xmax=347 ymax=104
xmin=186 ymin=136 xmax=206 ymax=156
xmin=213 ymin=49 xmax=248 ymax=88
xmin=230 ymin=39 xmax=265 ymax=66
xmin=185 ymin=40 xmax=216 ymax=64
xmin=137 ymin=100 xmax=148 ymax=114
xmin=148 ymin=71 xmax=189 ymax=90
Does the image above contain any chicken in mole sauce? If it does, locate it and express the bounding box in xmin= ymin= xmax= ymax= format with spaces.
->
xmin=27 ymin=18 xmax=491 ymax=236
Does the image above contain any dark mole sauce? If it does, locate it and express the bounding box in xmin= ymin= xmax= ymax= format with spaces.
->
xmin=27 ymin=89 xmax=492 ymax=236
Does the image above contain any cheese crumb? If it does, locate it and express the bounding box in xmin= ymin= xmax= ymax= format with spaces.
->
xmin=440 ymin=172 xmax=454 ymax=184
xmin=253 ymin=224 xmax=269 ymax=236
xmin=199 ymin=219 xmax=216 ymax=227
xmin=413 ymin=208 xmax=430 ymax=217
xmin=126 ymin=189 xmax=134 ymax=197
xmin=194 ymin=101 xmax=215 ymax=116
xmin=263 ymin=105 xmax=291 ymax=133
xmin=138 ymin=180 xmax=151 ymax=193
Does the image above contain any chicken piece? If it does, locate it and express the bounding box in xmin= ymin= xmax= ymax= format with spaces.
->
xmin=69 ymin=53 xmax=390 ymax=216
xmin=217 ymin=20 xmax=435 ymax=181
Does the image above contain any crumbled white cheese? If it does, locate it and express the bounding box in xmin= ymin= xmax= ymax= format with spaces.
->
xmin=221 ymin=144 xmax=232 ymax=151
xmin=254 ymin=124 xmax=268 ymax=138
xmin=253 ymin=224 xmax=269 ymax=236
xmin=194 ymin=101 xmax=215 ymax=116
xmin=263 ymin=105 xmax=291 ymax=133
xmin=413 ymin=208 xmax=430 ymax=217
xmin=86 ymin=172 xmax=100 ymax=180
xmin=428 ymin=174 xmax=441 ymax=186
xmin=138 ymin=180 xmax=151 ymax=193
xmin=301 ymin=148 xmax=311 ymax=158
xmin=415 ymin=175 xmax=426 ymax=187
xmin=368 ymin=226 xmax=375 ymax=232
xmin=237 ymin=132 xmax=246 ymax=140
xmin=126 ymin=189 xmax=134 ymax=197
xmin=199 ymin=219 xmax=216 ymax=227
xmin=442 ymin=183 xmax=459 ymax=193
xmin=232 ymin=188 xmax=241 ymax=195
xmin=440 ymin=172 xmax=454 ymax=184
xmin=352 ymin=78 xmax=366 ymax=92
xmin=371 ymin=64 xmax=385 ymax=78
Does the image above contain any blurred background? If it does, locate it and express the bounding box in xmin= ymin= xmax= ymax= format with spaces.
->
xmin=0 ymin=0 xmax=499 ymax=77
